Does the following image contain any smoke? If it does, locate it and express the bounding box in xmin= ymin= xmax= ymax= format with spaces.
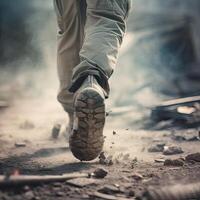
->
xmin=0 ymin=0 xmax=57 ymax=97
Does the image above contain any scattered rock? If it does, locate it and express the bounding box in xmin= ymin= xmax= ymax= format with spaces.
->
xmin=186 ymin=153 xmax=200 ymax=162
xmin=55 ymin=191 xmax=65 ymax=197
xmin=164 ymin=158 xmax=184 ymax=166
xmin=148 ymin=143 xmax=165 ymax=153
xmin=93 ymin=168 xmax=108 ymax=179
xmin=52 ymin=182 xmax=62 ymax=187
xmin=131 ymin=173 xmax=143 ymax=181
xmin=163 ymin=146 xmax=184 ymax=155
xmin=52 ymin=124 xmax=61 ymax=139
xmin=15 ymin=142 xmax=26 ymax=148
xmin=98 ymin=185 xmax=121 ymax=194
xmin=186 ymin=136 xmax=200 ymax=141
xmin=172 ymin=135 xmax=186 ymax=142
xmin=127 ymin=190 xmax=135 ymax=197
xmin=113 ymin=131 xmax=117 ymax=135
xmin=66 ymin=178 xmax=97 ymax=188
xmin=155 ymin=159 xmax=165 ymax=163
xmin=24 ymin=191 xmax=35 ymax=200
xmin=20 ymin=120 xmax=35 ymax=129
xmin=99 ymin=152 xmax=113 ymax=166
xmin=90 ymin=192 xmax=117 ymax=200
xmin=23 ymin=185 xmax=30 ymax=192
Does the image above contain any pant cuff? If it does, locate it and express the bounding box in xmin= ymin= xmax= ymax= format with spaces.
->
xmin=68 ymin=69 xmax=110 ymax=98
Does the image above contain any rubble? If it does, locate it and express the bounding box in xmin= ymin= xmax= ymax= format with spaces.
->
xmin=164 ymin=158 xmax=185 ymax=166
xmin=51 ymin=124 xmax=61 ymax=139
xmin=24 ymin=191 xmax=35 ymax=200
xmin=154 ymin=159 xmax=165 ymax=163
xmin=186 ymin=153 xmax=200 ymax=162
xmin=163 ymin=146 xmax=184 ymax=155
xmin=151 ymin=96 xmax=200 ymax=128
xmin=131 ymin=173 xmax=143 ymax=181
xmin=98 ymin=185 xmax=121 ymax=194
xmin=113 ymin=131 xmax=117 ymax=135
xmin=93 ymin=168 xmax=108 ymax=179
xmin=148 ymin=143 xmax=165 ymax=153
xmin=99 ymin=152 xmax=113 ymax=166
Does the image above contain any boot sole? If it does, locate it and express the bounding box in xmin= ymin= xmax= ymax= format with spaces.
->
xmin=69 ymin=88 xmax=105 ymax=161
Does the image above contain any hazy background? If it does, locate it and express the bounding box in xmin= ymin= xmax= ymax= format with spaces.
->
xmin=0 ymin=0 xmax=200 ymax=119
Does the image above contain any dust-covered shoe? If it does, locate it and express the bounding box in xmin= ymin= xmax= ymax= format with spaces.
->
xmin=69 ymin=75 xmax=106 ymax=161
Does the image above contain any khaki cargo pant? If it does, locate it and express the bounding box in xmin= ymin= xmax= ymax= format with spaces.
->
xmin=54 ymin=0 xmax=131 ymax=113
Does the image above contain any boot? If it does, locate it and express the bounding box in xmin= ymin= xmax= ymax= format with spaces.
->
xmin=69 ymin=75 xmax=106 ymax=161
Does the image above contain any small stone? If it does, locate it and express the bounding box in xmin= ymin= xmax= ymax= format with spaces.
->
xmin=15 ymin=142 xmax=26 ymax=148
xmin=52 ymin=124 xmax=61 ymax=139
xmin=99 ymin=152 xmax=113 ymax=166
xmin=186 ymin=153 xmax=200 ymax=162
xmin=93 ymin=168 xmax=108 ymax=179
xmin=53 ymin=182 xmax=62 ymax=187
xmin=24 ymin=191 xmax=34 ymax=200
xmin=113 ymin=131 xmax=117 ymax=135
xmin=23 ymin=185 xmax=30 ymax=192
xmin=163 ymin=146 xmax=184 ymax=155
xmin=131 ymin=173 xmax=143 ymax=181
xmin=172 ymin=135 xmax=186 ymax=142
xmin=148 ymin=143 xmax=165 ymax=153
xmin=98 ymin=185 xmax=120 ymax=194
xmin=128 ymin=190 xmax=135 ymax=197
xmin=164 ymin=158 xmax=184 ymax=166
xmin=55 ymin=191 xmax=65 ymax=197
xmin=155 ymin=159 xmax=165 ymax=163
xmin=186 ymin=136 xmax=200 ymax=141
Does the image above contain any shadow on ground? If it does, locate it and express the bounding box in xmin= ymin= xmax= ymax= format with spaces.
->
xmin=0 ymin=147 xmax=94 ymax=175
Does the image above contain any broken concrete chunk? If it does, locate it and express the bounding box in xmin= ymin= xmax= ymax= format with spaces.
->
xmin=164 ymin=158 xmax=184 ymax=166
xmin=186 ymin=153 xmax=200 ymax=162
xmin=52 ymin=124 xmax=61 ymax=139
xmin=93 ymin=168 xmax=108 ymax=179
xmin=163 ymin=146 xmax=184 ymax=155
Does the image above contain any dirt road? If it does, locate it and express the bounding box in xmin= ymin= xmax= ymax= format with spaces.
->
xmin=0 ymin=95 xmax=200 ymax=200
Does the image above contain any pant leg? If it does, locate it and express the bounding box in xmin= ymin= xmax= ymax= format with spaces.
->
xmin=69 ymin=0 xmax=131 ymax=97
xmin=54 ymin=0 xmax=86 ymax=113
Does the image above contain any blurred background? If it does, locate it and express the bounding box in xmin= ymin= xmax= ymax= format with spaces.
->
xmin=0 ymin=0 xmax=200 ymax=129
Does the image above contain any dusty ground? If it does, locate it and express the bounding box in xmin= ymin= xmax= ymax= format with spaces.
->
xmin=0 ymin=94 xmax=200 ymax=200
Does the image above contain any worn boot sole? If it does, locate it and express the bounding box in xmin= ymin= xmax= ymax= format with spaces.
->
xmin=69 ymin=88 xmax=105 ymax=161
